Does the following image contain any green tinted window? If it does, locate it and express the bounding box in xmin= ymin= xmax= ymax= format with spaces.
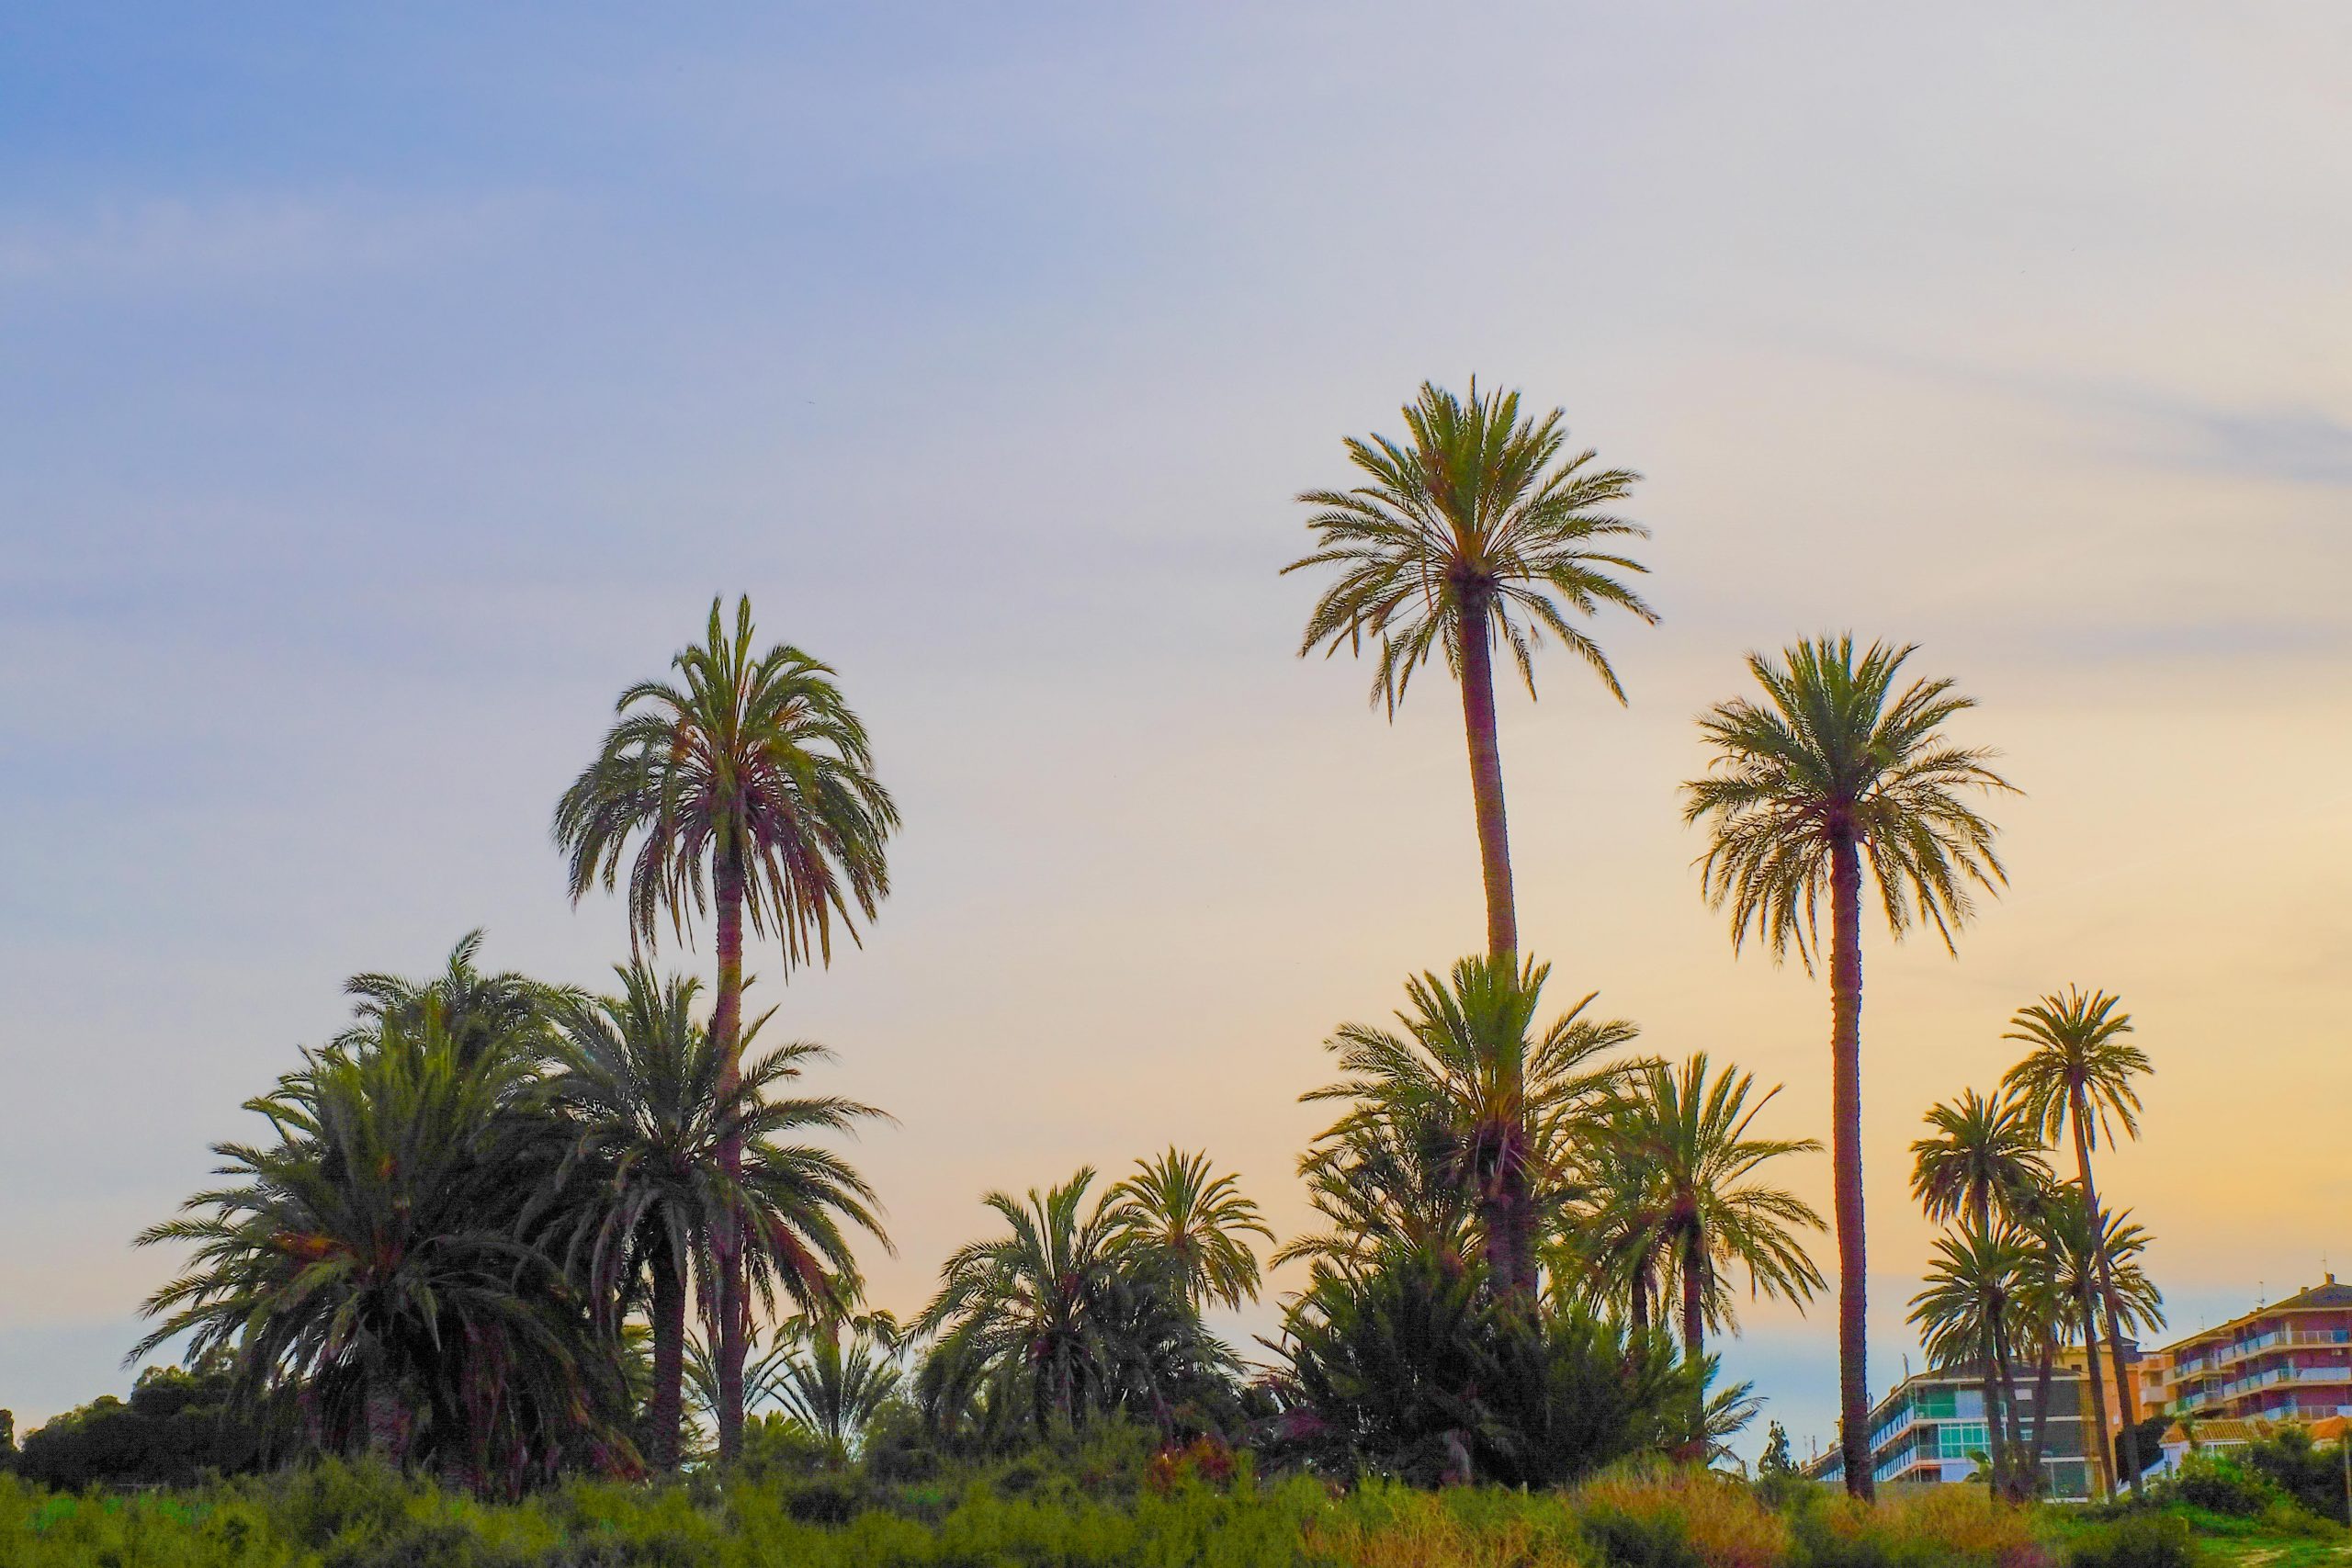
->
xmin=1918 ymin=1389 xmax=1959 ymax=1419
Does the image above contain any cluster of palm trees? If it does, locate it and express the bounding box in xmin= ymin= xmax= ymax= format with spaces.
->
xmin=134 ymin=937 xmax=890 ymax=1489
xmin=908 ymin=1153 xmax=1269 ymax=1447
xmin=1288 ymin=379 xmax=2019 ymax=1498
xmin=1906 ymin=989 xmax=2162 ymax=1501
xmin=1279 ymin=956 xmax=1824 ymax=1376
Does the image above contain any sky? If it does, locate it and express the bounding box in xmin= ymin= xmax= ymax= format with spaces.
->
xmin=3 ymin=4 xmax=2349 ymax=1460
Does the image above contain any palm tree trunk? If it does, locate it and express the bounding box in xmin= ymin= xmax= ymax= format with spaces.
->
xmin=1454 ymin=595 xmax=1517 ymax=962
xmin=2079 ymin=1288 xmax=2114 ymax=1500
xmin=712 ymin=846 xmax=748 ymax=1462
xmin=650 ymin=1237 xmax=687 ymax=1471
xmin=1980 ymin=1327 xmax=2008 ymax=1495
xmin=2074 ymin=1099 xmax=2143 ymax=1496
xmin=1677 ymin=1228 xmax=1711 ymax=1463
xmin=1996 ymin=1317 xmax=2026 ymax=1498
xmin=1484 ymin=1173 xmax=1534 ymax=1311
xmin=2024 ymin=1326 xmax=2058 ymax=1481
xmin=1829 ymin=831 xmax=1871 ymax=1500
xmin=1680 ymin=1229 xmax=1706 ymax=1363
xmin=1630 ymin=1260 xmax=1651 ymax=1334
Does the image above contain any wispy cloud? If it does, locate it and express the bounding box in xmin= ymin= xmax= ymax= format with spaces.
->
xmin=0 ymin=191 xmax=553 ymax=288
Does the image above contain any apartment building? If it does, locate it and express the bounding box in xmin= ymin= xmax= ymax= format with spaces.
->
xmin=1802 ymin=1361 xmax=2095 ymax=1500
xmin=2143 ymin=1277 xmax=2352 ymax=1425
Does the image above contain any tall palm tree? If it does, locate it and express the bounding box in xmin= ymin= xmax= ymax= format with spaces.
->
xmin=537 ymin=965 xmax=893 ymax=1470
xmin=1301 ymin=954 xmax=1637 ymax=1309
xmin=1682 ymin=636 xmax=2015 ymax=1497
xmin=1106 ymin=1148 xmax=1273 ymax=1310
xmin=1910 ymin=1089 xmax=2050 ymax=1235
xmin=1909 ymin=1225 xmax=2033 ymax=1499
xmin=1286 ymin=381 xmax=1657 ymax=959
xmin=1603 ymin=1055 xmax=1826 ymax=1365
xmin=2004 ymin=988 xmax=2153 ymax=1495
xmin=554 ymin=595 xmax=899 ymax=1459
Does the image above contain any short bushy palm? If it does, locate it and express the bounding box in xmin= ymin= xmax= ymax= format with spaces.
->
xmin=1287 ymin=381 xmax=1656 ymax=958
xmin=767 ymin=1314 xmax=903 ymax=1461
xmin=1302 ymin=955 xmax=1637 ymax=1308
xmin=1106 ymin=1148 xmax=1272 ymax=1310
xmin=918 ymin=1168 xmax=1234 ymax=1438
xmin=1276 ymin=1252 xmax=1706 ymax=1487
xmin=555 ymin=595 xmax=898 ymax=1458
xmin=2004 ymin=987 xmax=2153 ymax=1493
xmin=134 ymin=1008 xmax=629 ymax=1492
xmin=1683 ymin=636 xmax=2013 ymax=1495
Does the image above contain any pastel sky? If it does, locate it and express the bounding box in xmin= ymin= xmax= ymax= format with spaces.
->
xmin=4 ymin=5 xmax=2349 ymax=1460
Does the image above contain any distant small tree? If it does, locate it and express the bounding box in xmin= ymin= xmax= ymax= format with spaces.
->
xmin=1758 ymin=1419 xmax=1796 ymax=1479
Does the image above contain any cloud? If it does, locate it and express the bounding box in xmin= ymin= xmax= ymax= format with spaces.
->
xmin=0 ymin=191 xmax=552 ymax=288
xmin=2177 ymin=407 xmax=2352 ymax=489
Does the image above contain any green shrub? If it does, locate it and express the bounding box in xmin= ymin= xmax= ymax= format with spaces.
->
xmin=2164 ymin=1453 xmax=2276 ymax=1517
xmin=2061 ymin=1510 xmax=2200 ymax=1568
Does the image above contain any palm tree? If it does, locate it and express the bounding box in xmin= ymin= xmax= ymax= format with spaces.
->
xmin=1286 ymin=381 xmax=1656 ymax=959
xmin=2023 ymin=1185 xmax=2164 ymax=1497
xmin=1909 ymin=1225 xmax=2033 ymax=1499
xmin=134 ymin=1008 xmax=632 ymax=1492
xmin=1682 ymin=636 xmax=2015 ymax=1497
xmin=1275 ymin=1112 xmax=1476 ymax=1285
xmin=1555 ymin=1138 xmax=1676 ymax=1333
xmin=768 ymin=1314 xmax=904 ymax=1461
xmin=2004 ymin=987 xmax=2153 ymax=1495
xmin=337 ymin=929 xmax=569 ymax=1064
xmin=554 ymin=595 xmax=899 ymax=1459
xmin=917 ymin=1168 xmax=1234 ymax=1436
xmin=1910 ymin=1089 xmax=2050 ymax=1235
xmin=537 ymin=965 xmax=893 ymax=1470
xmin=1603 ymin=1055 xmax=1826 ymax=1365
xmin=1301 ymin=954 xmax=1637 ymax=1309
xmin=1106 ymin=1148 xmax=1273 ymax=1310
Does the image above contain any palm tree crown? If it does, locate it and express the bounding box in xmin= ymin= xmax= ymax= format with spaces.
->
xmin=1106 ymin=1148 xmax=1272 ymax=1311
xmin=2002 ymin=988 xmax=2148 ymax=1154
xmin=554 ymin=595 xmax=898 ymax=968
xmin=1302 ymin=954 xmax=1636 ymax=1306
xmin=1910 ymin=1089 xmax=2051 ymax=1233
xmin=1287 ymin=380 xmax=1656 ymax=715
xmin=1683 ymin=636 xmax=2014 ymax=968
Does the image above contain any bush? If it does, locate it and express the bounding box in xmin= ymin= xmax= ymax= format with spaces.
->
xmin=2060 ymin=1510 xmax=2200 ymax=1568
xmin=1276 ymin=1254 xmax=1704 ymax=1487
xmin=10 ymin=1359 xmax=277 ymax=1490
xmin=2244 ymin=1427 xmax=2352 ymax=1525
xmin=2164 ymin=1453 xmax=2277 ymax=1517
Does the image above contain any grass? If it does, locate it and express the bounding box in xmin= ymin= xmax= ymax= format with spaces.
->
xmin=7 ymin=1456 xmax=2352 ymax=1567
